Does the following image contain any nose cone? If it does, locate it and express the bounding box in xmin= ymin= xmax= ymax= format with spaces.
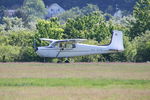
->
xmin=35 ymin=47 xmax=38 ymax=51
xmin=33 ymin=46 xmax=38 ymax=52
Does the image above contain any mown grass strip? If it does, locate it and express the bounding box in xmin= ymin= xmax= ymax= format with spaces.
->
xmin=0 ymin=78 xmax=150 ymax=88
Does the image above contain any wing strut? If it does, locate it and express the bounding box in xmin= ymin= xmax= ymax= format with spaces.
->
xmin=56 ymin=48 xmax=63 ymax=57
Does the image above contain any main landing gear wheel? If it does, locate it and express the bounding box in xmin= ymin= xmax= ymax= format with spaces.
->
xmin=57 ymin=60 xmax=69 ymax=63
xmin=65 ymin=60 xmax=70 ymax=63
xmin=57 ymin=58 xmax=70 ymax=63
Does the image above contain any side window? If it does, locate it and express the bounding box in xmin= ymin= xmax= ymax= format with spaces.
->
xmin=66 ymin=43 xmax=72 ymax=48
xmin=53 ymin=42 xmax=65 ymax=48
xmin=53 ymin=42 xmax=76 ymax=49
xmin=66 ymin=43 xmax=76 ymax=49
xmin=59 ymin=43 xmax=65 ymax=48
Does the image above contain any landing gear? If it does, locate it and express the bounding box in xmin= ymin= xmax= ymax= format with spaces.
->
xmin=65 ymin=60 xmax=70 ymax=63
xmin=65 ymin=58 xmax=70 ymax=63
xmin=57 ymin=58 xmax=70 ymax=63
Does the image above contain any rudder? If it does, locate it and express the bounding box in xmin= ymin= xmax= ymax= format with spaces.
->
xmin=108 ymin=30 xmax=124 ymax=51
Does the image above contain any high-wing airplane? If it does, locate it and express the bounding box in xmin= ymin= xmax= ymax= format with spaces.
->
xmin=34 ymin=30 xmax=124 ymax=62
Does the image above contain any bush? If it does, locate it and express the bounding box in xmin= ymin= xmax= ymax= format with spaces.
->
xmin=0 ymin=45 xmax=21 ymax=62
xmin=18 ymin=46 xmax=41 ymax=62
xmin=8 ymin=29 xmax=36 ymax=47
xmin=134 ymin=31 xmax=150 ymax=62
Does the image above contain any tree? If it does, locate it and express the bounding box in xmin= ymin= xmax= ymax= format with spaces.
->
xmin=18 ymin=46 xmax=39 ymax=62
xmin=36 ymin=18 xmax=64 ymax=44
xmin=22 ymin=0 xmax=46 ymax=22
xmin=134 ymin=31 xmax=150 ymax=62
xmin=58 ymin=7 xmax=82 ymax=22
xmin=64 ymin=12 xmax=110 ymax=42
xmin=0 ymin=27 xmax=37 ymax=62
xmin=0 ymin=6 xmax=6 ymax=23
xmin=0 ymin=45 xmax=21 ymax=62
xmin=58 ymin=4 xmax=101 ymax=22
xmin=8 ymin=29 xmax=35 ymax=47
xmin=14 ymin=9 xmax=29 ymax=24
xmin=81 ymin=4 xmax=100 ymax=15
xmin=129 ymin=0 xmax=150 ymax=39
xmin=2 ymin=17 xmax=24 ymax=31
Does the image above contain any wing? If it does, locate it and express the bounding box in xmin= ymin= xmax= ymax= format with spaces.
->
xmin=40 ymin=38 xmax=87 ymax=47
xmin=56 ymin=39 xmax=87 ymax=43
xmin=48 ymin=39 xmax=87 ymax=48
xmin=40 ymin=38 xmax=86 ymax=43
xmin=40 ymin=38 xmax=56 ymax=42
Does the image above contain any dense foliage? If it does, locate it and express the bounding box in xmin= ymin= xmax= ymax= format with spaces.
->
xmin=129 ymin=0 xmax=150 ymax=39
xmin=0 ymin=0 xmax=149 ymax=62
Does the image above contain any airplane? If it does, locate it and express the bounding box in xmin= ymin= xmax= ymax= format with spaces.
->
xmin=34 ymin=30 xmax=124 ymax=62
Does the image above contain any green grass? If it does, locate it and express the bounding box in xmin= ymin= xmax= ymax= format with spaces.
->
xmin=0 ymin=78 xmax=150 ymax=89
xmin=0 ymin=63 xmax=150 ymax=100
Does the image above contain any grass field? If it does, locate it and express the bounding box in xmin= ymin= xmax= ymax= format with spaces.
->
xmin=0 ymin=62 xmax=150 ymax=100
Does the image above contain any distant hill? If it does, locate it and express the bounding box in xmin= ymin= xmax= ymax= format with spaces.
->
xmin=0 ymin=0 xmax=137 ymax=14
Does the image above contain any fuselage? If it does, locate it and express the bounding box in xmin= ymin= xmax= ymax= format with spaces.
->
xmin=36 ymin=43 xmax=118 ymax=58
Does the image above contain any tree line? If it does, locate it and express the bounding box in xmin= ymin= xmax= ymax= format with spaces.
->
xmin=0 ymin=0 xmax=149 ymax=62
xmin=0 ymin=0 xmax=137 ymax=14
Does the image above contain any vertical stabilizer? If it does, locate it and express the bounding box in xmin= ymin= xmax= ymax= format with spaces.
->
xmin=108 ymin=30 xmax=124 ymax=51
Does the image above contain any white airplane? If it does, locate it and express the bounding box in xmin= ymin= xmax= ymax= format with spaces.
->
xmin=35 ymin=30 xmax=124 ymax=61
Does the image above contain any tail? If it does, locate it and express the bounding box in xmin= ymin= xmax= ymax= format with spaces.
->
xmin=108 ymin=30 xmax=124 ymax=52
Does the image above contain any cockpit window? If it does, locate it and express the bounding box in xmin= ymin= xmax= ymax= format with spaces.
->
xmin=53 ymin=42 xmax=76 ymax=49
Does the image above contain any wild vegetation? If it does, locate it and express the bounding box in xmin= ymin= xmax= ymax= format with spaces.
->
xmin=0 ymin=0 xmax=150 ymax=62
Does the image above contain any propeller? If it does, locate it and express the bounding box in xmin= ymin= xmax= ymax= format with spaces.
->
xmin=33 ymin=38 xmax=38 ymax=51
